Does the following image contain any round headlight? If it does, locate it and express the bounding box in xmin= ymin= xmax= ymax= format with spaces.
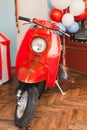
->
xmin=31 ymin=38 xmax=46 ymax=53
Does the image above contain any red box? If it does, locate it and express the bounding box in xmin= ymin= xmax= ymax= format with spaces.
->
xmin=0 ymin=33 xmax=12 ymax=85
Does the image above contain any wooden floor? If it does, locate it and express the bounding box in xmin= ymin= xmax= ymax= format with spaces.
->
xmin=0 ymin=69 xmax=87 ymax=130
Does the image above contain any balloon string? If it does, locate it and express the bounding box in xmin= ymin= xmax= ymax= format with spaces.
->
xmin=62 ymin=35 xmax=66 ymax=69
xmin=61 ymin=35 xmax=68 ymax=79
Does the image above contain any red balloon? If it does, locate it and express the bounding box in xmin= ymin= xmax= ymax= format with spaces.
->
xmin=50 ymin=8 xmax=63 ymax=22
xmin=74 ymin=8 xmax=87 ymax=21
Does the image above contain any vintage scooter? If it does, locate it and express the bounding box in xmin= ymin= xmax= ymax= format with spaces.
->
xmin=14 ymin=16 xmax=70 ymax=128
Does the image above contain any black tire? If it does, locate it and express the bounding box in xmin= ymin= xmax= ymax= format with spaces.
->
xmin=14 ymin=86 xmax=38 ymax=128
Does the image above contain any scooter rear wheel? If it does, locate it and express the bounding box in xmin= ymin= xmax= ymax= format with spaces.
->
xmin=15 ymin=85 xmax=38 ymax=128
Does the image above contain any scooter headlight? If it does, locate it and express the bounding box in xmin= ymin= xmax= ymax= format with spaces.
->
xmin=31 ymin=38 xmax=46 ymax=53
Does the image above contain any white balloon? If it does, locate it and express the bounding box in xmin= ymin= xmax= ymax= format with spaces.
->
xmin=51 ymin=0 xmax=72 ymax=10
xmin=62 ymin=13 xmax=74 ymax=27
xmin=70 ymin=0 xmax=85 ymax=16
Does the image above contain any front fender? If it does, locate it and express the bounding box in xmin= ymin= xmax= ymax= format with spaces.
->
xmin=17 ymin=61 xmax=49 ymax=83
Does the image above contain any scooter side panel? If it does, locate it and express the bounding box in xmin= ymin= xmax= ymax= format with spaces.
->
xmin=46 ymin=33 xmax=61 ymax=87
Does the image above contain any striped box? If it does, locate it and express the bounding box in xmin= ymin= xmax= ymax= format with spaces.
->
xmin=0 ymin=33 xmax=12 ymax=85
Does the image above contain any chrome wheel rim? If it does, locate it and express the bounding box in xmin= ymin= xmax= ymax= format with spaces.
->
xmin=17 ymin=91 xmax=28 ymax=119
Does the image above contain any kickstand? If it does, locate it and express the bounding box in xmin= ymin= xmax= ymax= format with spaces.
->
xmin=55 ymin=77 xmax=66 ymax=96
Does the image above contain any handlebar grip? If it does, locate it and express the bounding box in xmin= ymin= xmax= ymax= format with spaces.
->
xmin=19 ymin=16 xmax=32 ymax=22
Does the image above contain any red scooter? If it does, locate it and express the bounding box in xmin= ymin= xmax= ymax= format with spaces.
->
xmin=14 ymin=16 xmax=69 ymax=128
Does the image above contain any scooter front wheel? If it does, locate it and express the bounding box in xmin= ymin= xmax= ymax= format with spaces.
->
xmin=15 ymin=86 xmax=38 ymax=128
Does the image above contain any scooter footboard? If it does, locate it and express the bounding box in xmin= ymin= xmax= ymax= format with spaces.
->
xmin=17 ymin=61 xmax=49 ymax=83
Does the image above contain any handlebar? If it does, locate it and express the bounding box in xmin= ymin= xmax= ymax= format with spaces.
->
xmin=19 ymin=16 xmax=70 ymax=37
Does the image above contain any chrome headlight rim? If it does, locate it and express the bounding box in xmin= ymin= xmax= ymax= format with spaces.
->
xmin=31 ymin=37 xmax=47 ymax=53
